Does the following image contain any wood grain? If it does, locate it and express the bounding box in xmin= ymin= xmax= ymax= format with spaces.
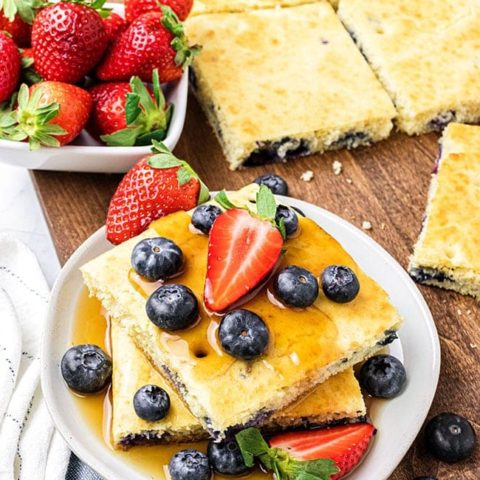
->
xmin=31 ymin=95 xmax=479 ymax=479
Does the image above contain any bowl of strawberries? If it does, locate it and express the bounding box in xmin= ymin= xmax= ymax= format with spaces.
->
xmin=0 ymin=0 xmax=198 ymax=173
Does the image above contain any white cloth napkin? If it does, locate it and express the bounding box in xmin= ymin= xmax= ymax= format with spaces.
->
xmin=0 ymin=235 xmax=71 ymax=480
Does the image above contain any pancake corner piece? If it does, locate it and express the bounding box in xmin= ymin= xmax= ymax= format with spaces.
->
xmin=185 ymin=1 xmax=396 ymax=169
xmin=339 ymin=0 xmax=480 ymax=135
xmin=409 ymin=123 xmax=480 ymax=299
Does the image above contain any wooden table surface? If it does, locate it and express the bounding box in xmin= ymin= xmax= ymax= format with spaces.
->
xmin=31 ymin=95 xmax=479 ymax=479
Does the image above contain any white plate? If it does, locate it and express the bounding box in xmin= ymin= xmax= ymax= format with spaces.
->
xmin=41 ymin=197 xmax=441 ymax=480
xmin=0 ymin=4 xmax=188 ymax=174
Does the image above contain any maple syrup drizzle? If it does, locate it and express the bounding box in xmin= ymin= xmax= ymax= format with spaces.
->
xmin=72 ymin=288 xmax=267 ymax=479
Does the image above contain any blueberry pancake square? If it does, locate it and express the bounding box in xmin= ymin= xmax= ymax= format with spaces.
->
xmin=82 ymin=185 xmax=402 ymax=438
xmin=409 ymin=123 xmax=480 ymax=299
xmin=339 ymin=0 xmax=480 ymax=135
xmin=111 ymin=320 xmax=366 ymax=448
xmin=186 ymin=2 xmax=395 ymax=169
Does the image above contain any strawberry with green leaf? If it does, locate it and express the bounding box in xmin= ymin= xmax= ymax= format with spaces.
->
xmin=204 ymin=186 xmax=284 ymax=313
xmin=88 ymin=69 xmax=172 ymax=146
xmin=96 ymin=6 xmax=201 ymax=83
xmin=19 ymin=46 xmax=42 ymax=85
xmin=235 ymin=428 xmax=340 ymax=480
xmin=0 ymin=0 xmax=43 ymax=47
xmin=106 ymin=141 xmax=209 ymax=244
xmin=7 ymin=81 xmax=92 ymax=149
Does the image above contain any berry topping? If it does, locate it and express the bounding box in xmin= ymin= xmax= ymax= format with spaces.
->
xmin=274 ymin=265 xmax=319 ymax=308
xmin=204 ymin=187 xmax=283 ymax=312
xmin=275 ymin=205 xmax=299 ymax=237
xmin=218 ymin=309 xmax=269 ymax=361
xmin=133 ymin=384 xmax=170 ymax=421
xmin=424 ymin=413 xmax=476 ymax=463
xmin=254 ymin=173 xmax=289 ymax=196
xmin=146 ymin=284 xmax=199 ymax=331
xmin=207 ymin=437 xmax=251 ymax=476
xmin=321 ymin=265 xmax=360 ymax=303
xmin=131 ymin=237 xmax=183 ymax=281
xmin=168 ymin=449 xmax=211 ymax=480
xmin=61 ymin=344 xmax=112 ymax=394
xmin=358 ymin=354 xmax=406 ymax=398
xmin=191 ymin=204 xmax=222 ymax=234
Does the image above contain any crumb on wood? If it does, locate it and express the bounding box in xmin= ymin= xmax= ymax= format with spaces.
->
xmin=470 ymin=343 xmax=478 ymax=349
xmin=362 ymin=220 xmax=372 ymax=231
xmin=300 ymin=170 xmax=314 ymax=182
xmin=332 ymin=160 xmax=343 ymax=175
xmin=346 ymin=178 xmax=353 ymax=184
xmin=380 ymin=223 xmax=386 ymax=230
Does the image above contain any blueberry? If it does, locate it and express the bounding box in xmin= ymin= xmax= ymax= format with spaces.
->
xmin=275 ymin=205 xmax=298 ymax=237
xmin=274 ymin=266 xmax=319 ymax=308
xmin=191 ymin=204 xmax=222 ymax=234
xmin=254 ymin=173 xmax=288 ymax=195
xmin=425 ymin=413 xmax=476 ymax=463
xmin=168 ymin=449 xmax=211 ymax=480
xmin=146 ymin=284 xmax=199 ymax=331
xmin=219 ymin=309 xmax=269 ymax=360
xmin=358 ymin=354 xmax=406 ymax=398
xmin=321 ymin=265 xmax=360 ymax=303
xmin=131 ymin=237 xmax=183 ymax=282
xmin=61 ymin=344 xmax=112 ymax=394
xmin=133 ymin=384 xmax=170 ymax=422
xmin=208 ymin=438 xmax=250 ymax=475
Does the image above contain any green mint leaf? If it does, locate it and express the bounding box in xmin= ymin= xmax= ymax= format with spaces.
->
xmin=214 ymin=190 xmax=236 ymax=210
xmin=287 ymin=458 xmax=339 ymax=480
xmin=235 ymin=428 xmax=271 ymax=468
xmin=256 ymin=184 xmax=277 ymax=220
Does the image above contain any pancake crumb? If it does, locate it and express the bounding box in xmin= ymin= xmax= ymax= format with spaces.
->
xmin=300 ymin=170 xmax=314 ymax=182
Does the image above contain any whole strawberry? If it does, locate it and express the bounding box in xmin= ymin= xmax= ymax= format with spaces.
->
xmin=103 ymin=11 xmax=127 ymax=43
xmin=0 ymin=32 xmax=20 ymax=102
xmin=0 ymin=12 xmax=31 ymax=47
xmin=106 ymin=141 xmax=209 ymax=244
xmin=96 ymin=6 xmax=200 ymax=83
xmin=88 ymin=69 xmax=172 ymax=145
xmin=32 ymin=2 xmax=107 ymax=84
xmin=9 ymin=81 xmax=92 ymax=148
xmin=125 ymin=0 xmax=193 ymax=23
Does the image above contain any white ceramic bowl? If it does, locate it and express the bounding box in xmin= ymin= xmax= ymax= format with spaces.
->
xmin=0 ymin=4 xmax=188 ymax=174
xmin=42 ymin=196 xmax=441 ymax=480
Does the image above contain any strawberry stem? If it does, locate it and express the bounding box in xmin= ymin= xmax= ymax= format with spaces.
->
xmin=6 ymin=83 xmax=66 ymax=150
xmin=101 ymin=69 xmax=172 ymax=147
xmin=148 ymin=140 xmax=210 ymax=204
xmin=160 ymin=5 xmax=202 ymax=68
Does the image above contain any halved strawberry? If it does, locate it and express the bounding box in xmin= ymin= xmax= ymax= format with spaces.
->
xmin=204 ymin=188 xmax=284 ymax=313
xmin=106 ymin=141 xmax=209 ymax=244
xmin=269 ymin=423 xmax=376 ymax=480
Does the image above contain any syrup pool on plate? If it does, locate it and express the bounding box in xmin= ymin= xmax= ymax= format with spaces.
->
xmin=71 ymin=288 xmax=269 ymax=480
